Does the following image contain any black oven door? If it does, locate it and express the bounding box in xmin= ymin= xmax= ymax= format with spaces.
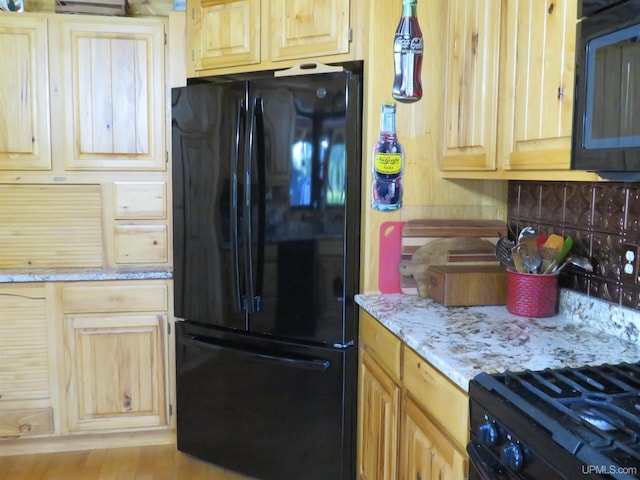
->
xmin=572 ymin=0 xmax=640 ymax=175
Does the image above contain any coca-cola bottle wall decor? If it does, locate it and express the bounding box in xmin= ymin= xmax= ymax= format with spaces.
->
xmin=392 ymin=0 xmax=423 ymax=103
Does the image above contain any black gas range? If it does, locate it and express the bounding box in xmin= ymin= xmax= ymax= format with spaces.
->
xmin=468 ymin=362 xmax=640 ymax=479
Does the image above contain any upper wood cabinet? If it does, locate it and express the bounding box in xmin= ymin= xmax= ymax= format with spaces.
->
xmin=0 ymin=15 xmax=51 ymax=171
xmin=0 ymin=14 xmax=166 ymax=173
xmin=187 ymin=0 xmax=354 ymax=77
xmin=440 ymin=0 xmax=599 ymax=180
xmin=498 ymin=0 xmax=576 ymax=171
xmin=188 ymin=0 xmax=260 ymax=72
xmin=270 ymin=0 xmax=350 ymax=61
xmin=441 ymin=0 xmax=501 ymax=172
xmin=48 ymin=16 xmax=165 ymax=171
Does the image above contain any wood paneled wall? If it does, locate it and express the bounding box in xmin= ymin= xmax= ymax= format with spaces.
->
xmin=360 ymin=0 xmax=507 ymax=291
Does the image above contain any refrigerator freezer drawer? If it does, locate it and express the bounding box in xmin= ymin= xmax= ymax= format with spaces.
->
xmin=175 ymin=321 xmax=356 ymax=480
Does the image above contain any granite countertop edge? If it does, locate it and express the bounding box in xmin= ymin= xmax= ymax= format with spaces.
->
xmin=355 ymin=289 xmax=640 ymax=393
xmin=0 ymin=269 xmax=173 ymax=282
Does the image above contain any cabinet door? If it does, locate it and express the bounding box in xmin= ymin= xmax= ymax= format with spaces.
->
xmin=0 ymin=284 xmax=55 ymax=438
xmin=499 ymin=0 xmax=576 ymax=170
xmin=270 ymin=0 xmax=350 ymax=61
xmin=400 ymin=396 xmax=467 ymax=480
xmin=0 ymin=16 xmax=51 ymax=171
xmin=358 ymin=350 xmax=400 ymax=480
xmin=64 ymin=314 xmax=167 ymax=432
xmin=441 ymin=0 xmax=501 ymax=171
xmin=0 ymin=284 xmax=50 ymax=403
xmin=187 ymin=0 xmax=260 ymax=72
xmin=49 ymin=16 xmax=165 ymax=171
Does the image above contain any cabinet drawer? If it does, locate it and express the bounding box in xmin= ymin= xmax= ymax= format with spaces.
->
xmin=402 ymin=346 xmax=468 ymax=449
xmin=114 ymin=225 xmax=168 ymax=264
xmin=0 ymin=408 xmax=53 ymax=437
xmin=62 ymin=283 xmax=168 ymax=314
xmin=360 ymin=312 xmax=402 ymax=382
xmin=114 ymin=182 xmax=167 ymax=219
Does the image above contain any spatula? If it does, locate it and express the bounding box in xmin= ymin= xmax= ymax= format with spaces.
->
xmin=539 ymin=234 xmax=565 ymax=273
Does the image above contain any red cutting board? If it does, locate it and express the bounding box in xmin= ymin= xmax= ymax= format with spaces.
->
xmin=378 ymin=221 xmax=404 ymax=293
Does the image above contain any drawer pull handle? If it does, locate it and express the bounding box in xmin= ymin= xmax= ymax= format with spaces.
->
xmin=18 ymin=424 xmax=32 ymax=433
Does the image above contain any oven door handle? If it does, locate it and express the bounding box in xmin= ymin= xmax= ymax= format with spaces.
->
xmin=466 ymin=442 xmax=500 ymax=480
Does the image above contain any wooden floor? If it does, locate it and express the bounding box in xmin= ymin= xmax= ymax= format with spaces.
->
xmin=0 ymin=444 xmax=257 ymax=480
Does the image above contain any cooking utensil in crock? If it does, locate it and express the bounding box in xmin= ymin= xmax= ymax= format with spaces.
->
xmin=552 ymin=255 xmax=594 ymax=273
xmin=495 ymin=234 xmax=515 ymax=269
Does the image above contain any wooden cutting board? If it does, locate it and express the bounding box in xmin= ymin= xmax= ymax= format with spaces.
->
xmin=400 ymin=219 xmax=507 ymax=295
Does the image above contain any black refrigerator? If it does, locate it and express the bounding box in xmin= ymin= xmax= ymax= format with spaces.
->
xmin=171 ymin=64 xmax=362 ymax=480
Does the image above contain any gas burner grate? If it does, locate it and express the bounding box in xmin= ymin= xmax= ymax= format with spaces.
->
xmin=497 ymin=362 xmax=640 ymax=467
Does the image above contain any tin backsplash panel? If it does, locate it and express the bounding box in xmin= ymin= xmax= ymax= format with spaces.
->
xmin=507 ymin=181 xmax=640 ymax=311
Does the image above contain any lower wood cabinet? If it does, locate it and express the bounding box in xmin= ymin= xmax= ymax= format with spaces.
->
xmin=0 ymin=283 xmax=56 ymax=438
xmin=358 ymin=349 xmax=400 ymax=480
xmin=0 ymin=279 xmax=173 ymax=453
xmin=358 ymin=310 xmax=402 ymax=480
xmin=63 ymin=314 xmax=167 ymax=432
xmin=400 ymin=396 xmax=467 ymax=480
xmin=61 ymin=280 xmax=169 ymax=433
xmin=358 ymin=310 xmax=469 ymax=480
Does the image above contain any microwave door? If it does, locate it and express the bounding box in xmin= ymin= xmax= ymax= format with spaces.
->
xmin=572 ymin=2 xmax=640 ymax=175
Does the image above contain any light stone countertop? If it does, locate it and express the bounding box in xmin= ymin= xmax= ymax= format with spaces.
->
xmin=0 ymin=268 xmax=173 ymax=283
xmin=355 ymin=290 xmax=640 ymax=392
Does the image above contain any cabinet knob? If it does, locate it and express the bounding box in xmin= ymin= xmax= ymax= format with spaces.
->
xmin=18 ymin=424 xmax=32 ymax=433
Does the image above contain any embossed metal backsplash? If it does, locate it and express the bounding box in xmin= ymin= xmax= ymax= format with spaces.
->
xmin=507 ymin=181 xmax=640 ymax=310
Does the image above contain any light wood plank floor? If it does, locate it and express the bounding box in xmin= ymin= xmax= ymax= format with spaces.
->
xmin=0 ymin=444 xmax=258 ymax=480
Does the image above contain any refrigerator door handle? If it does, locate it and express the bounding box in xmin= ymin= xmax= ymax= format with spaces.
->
xmin=179 ymin=334 xmax=332 ymax=372
xmin=253 ymin=97 xmax=266 ymax=312
xmin=244 ymin=96 xmax=266 ymax=314
xmin=231 ymin=98 xmax=245 ymax=313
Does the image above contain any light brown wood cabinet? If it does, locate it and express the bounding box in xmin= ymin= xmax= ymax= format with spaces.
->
xmin=0 ymin=16 xmax=51 ymax=171
xmin=0 ymin=12 xmax=177 ymax=455
xmin=0 ymin=13 xmax=171 ymax=269
xmin=0 ymin=13 xmax=165 ymax=173
xmin=358 ymin=311 xmax=468 ymax=480
xmin=400 ymin=396 xmax=467 ymax=480
xmin=61 ymin=282 xmax=169 ymax=433
xmin=48 ymin=15 xmax=166 ymax=171
xmin=358 ymin=312 xmax=401 ymax=480
xmin=0 ymin=280 xmax=173 ymax=453
xmin=440 ymin=0 xmax=599 ymax=181
xmin=0 ymin=284 xmax=56 ymax=438
xmin=498 ymin=0 xmax=576 ymax=172
xmin=441 ymin=0 xmax=501 ymax=172
xmin=186 ymin=0 xmax=359 ymax=77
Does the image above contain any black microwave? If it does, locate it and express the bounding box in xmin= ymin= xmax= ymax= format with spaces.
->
xmin=572 ymin=0 xmax=640 ymax=179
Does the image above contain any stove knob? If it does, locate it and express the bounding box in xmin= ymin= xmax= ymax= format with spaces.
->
xmin=477 ymin=422 xmax=498 ymax=445
xmin=501 ymin=443 xmax=524 ymax=470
